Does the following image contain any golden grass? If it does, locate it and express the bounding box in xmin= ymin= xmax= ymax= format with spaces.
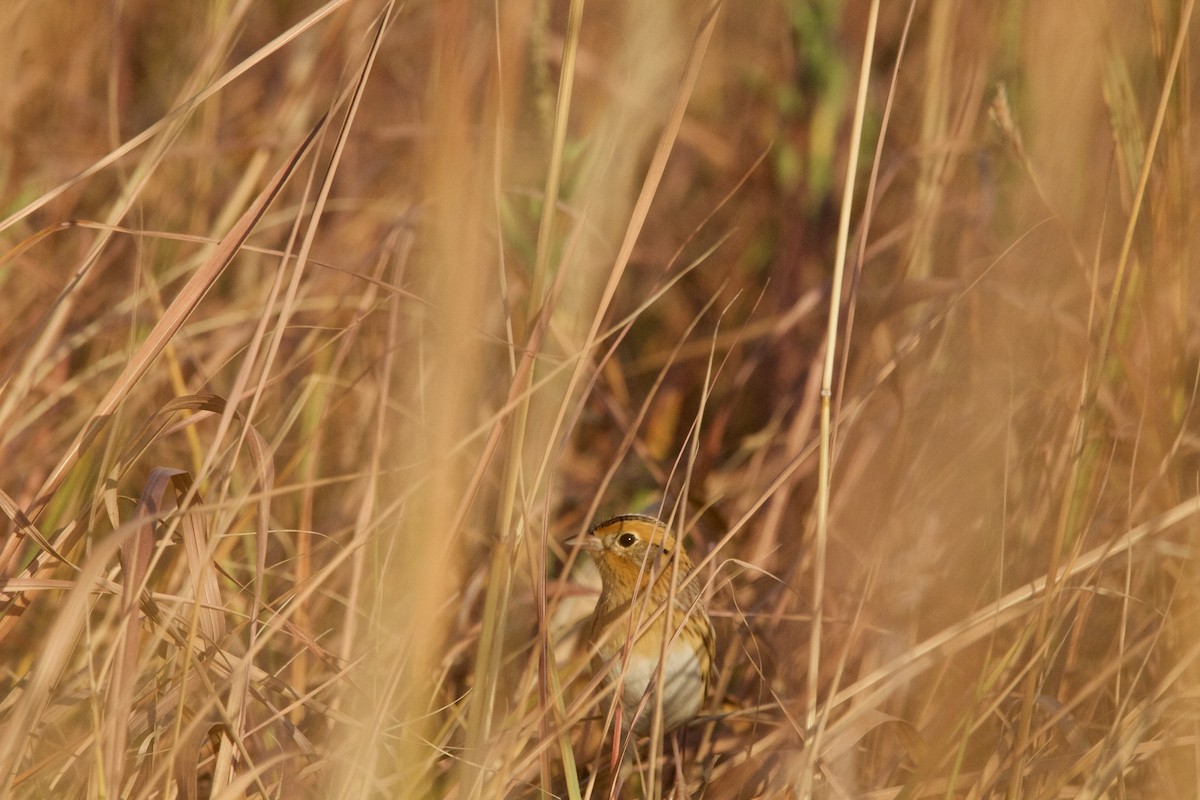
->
xmin=1 ymin=0 xmax=1198 ymax=798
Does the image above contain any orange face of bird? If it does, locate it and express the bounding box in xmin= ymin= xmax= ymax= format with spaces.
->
xmin=568 ymin=514 xmax=695 ymax=600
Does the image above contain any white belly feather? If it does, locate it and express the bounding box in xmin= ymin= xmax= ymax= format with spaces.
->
xmin=608 ymin=641 xmax=704 ymax=734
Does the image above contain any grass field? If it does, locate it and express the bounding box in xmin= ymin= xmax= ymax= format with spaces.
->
xmin=1 ymin=1 xmax=1198 ymax=797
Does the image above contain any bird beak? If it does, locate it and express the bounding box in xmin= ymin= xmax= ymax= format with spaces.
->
xmin=564 ymin=534 xmax=602 ymax=552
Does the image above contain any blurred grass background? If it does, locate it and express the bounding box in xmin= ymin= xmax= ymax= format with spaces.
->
xmin=1 ymin=0 xmax=1198 ymax=797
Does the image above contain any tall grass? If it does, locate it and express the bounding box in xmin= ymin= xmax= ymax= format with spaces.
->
xmin=0 ymin=1 xmax=1197 ymax=798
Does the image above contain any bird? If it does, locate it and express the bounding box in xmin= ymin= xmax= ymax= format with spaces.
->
xmin=566 ymin=514 xmax=715 ymax=737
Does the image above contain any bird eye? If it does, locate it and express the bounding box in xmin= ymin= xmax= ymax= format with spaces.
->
xmin=617 ymin=532 xmax=637 ymax=547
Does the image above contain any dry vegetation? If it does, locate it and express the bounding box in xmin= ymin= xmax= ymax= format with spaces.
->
xmin=1 ymin=0 xmax=1199 ymax=798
